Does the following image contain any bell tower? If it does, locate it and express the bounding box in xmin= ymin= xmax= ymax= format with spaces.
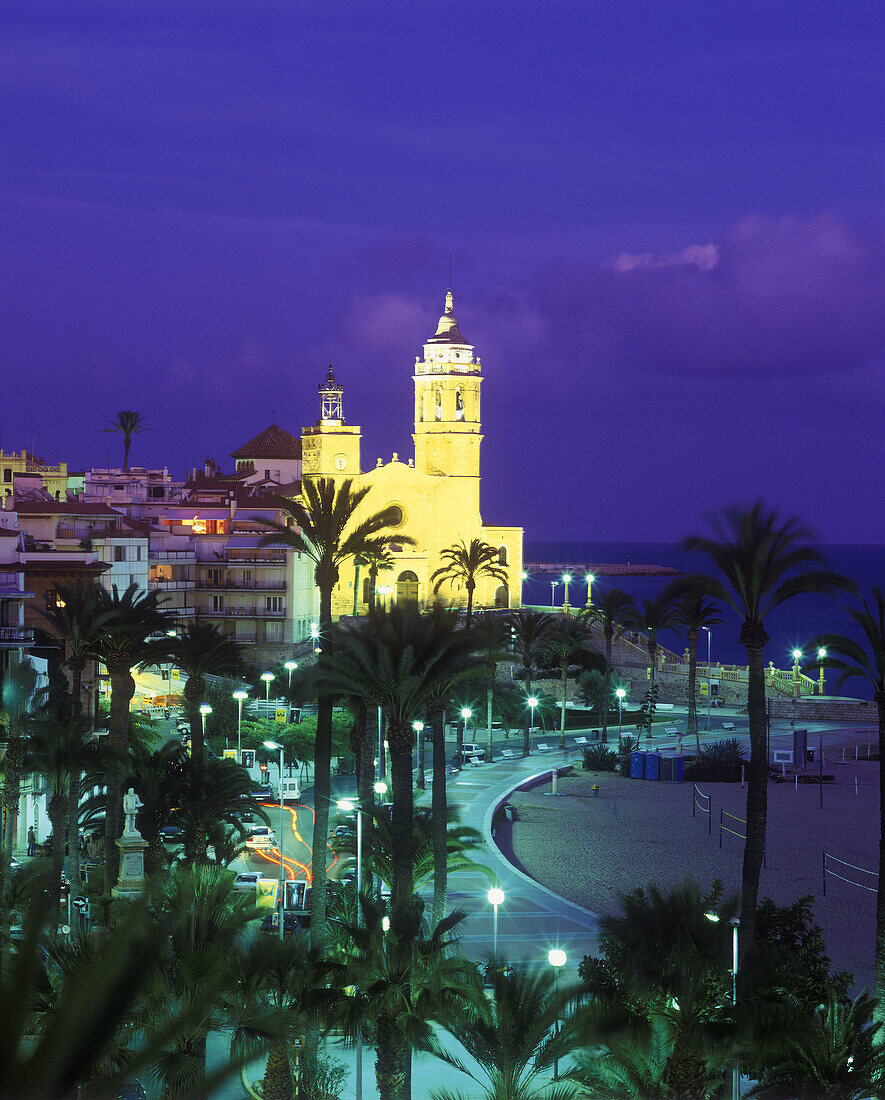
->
xmin=412 ymin=290 xmax=483 ymax=483
xmin=301 ymin=361 xmax=361 ymax=478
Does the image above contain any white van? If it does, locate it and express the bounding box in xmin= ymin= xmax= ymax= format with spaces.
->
xmin=279 ymin=777 xmax=300 ymax=802
xmin=461 ymin=743 xmax=486 ymax=762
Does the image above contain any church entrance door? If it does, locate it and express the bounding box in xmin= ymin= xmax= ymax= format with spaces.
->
xmin=397 ymin=570 xmax=419 ymax=604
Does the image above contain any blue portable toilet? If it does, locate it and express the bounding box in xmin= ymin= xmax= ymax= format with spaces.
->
xmin=673 ymin=755 xmax=684 ymax=783
xmin=645 ymin=753 xmax=661 ymax=781
xmin=630 ymin=751 xmax=646 ymax=779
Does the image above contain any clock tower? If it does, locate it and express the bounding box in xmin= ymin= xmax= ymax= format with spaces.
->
xmin=301 ymin=362 xmax=361 ymax=478
xmin=412 ymin=290 xmax=482 ymax=487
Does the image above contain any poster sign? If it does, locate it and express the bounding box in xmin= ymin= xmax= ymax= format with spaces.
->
xmin=223 ymin=749 xmax=238 ymax=762
xmin=241 ymin=749 xmax=256 ymax=769
xmin=256 ymin=879 xmax=278 ymax=910
xmin=275 ymin=707 xmax=287 ymax=723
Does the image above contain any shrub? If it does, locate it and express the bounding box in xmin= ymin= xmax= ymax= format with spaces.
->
xmin=617 ymin=734 xmax=639 ymax=776
xmin=687 ymin=737 xmax=747 ymax=782
xmin=581 ymin=744 xmax=617 ymax=772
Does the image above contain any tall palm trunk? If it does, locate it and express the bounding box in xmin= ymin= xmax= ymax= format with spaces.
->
xmin=485 ymin=678 xmax=494 ymax=763
xmin=1 ymin=738 xmax=24 ymax=955
xmin=465 ymin=581 xmax=475 ymax=628
xmin=417 ymin=714 xmax=426 ymax=789
xmin=602 ymin=628 xmax=613 ymax=744
xmin=48 ymin=792 xmax=68 ymax=928
xmin=559 ymin=661 xmax=568 ymax=750
xmin=375 ymin=1014 xmax=405 ymax=1100
xmin=67 ymin=660 xmax=85 ymax=922
xmin=430 ymin=702 xmax=447 ymax=924
xmin=686 ymin=629 xmax=700 ymax=753
xmin=523 ymin=667 xmax=533 ymax=757
xmin=739 ymin=623 xmax=769 ymax=953
xmin=389 ymin=722 xmax=414 ymax=915
xmin=184 ymin=678 xmax=205 ymax=770
xmin=876 ymin=693 xmax=885 ymax=1023
xmin=105 ymin=665 xmax=135 ymax=887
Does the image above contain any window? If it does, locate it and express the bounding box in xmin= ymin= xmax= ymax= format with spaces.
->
xmin=136 ymin=546 xmax=143 ymax=561
xmin=114 ymin=546 xmax=125 ymax=562
xmin=498 ymin=546 xmax=508 ymax=565
xmin=211 ymin=595 xmax=223 ymax=613
xmin=456 ymin=387 xmax=465 ymax=420
xmin=264 ymin=469 xmax=271 ymax=480
xmin=265 ymin=621 xmax=283 ymax=641
xmin=2 ymin=469 xmax=11 ymax=482
xmin=435 ymin=389 xmax=442 ymax=420
xmin=265 ymin=596 xmax=283 ymax=614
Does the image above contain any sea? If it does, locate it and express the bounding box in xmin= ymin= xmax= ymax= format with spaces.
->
xmin=523 ymin=541 xmax=885 ymax=700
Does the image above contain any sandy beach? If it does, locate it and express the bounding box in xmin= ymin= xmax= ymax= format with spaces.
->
xmin=502 ymin=762 xmax=878 ymax=993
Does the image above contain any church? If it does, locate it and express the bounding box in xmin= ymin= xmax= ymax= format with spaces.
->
xmin=300 ymin=290 xmax=523 ymax=618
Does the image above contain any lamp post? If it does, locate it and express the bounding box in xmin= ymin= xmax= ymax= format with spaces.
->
xmin=264 ymin=739 xmax=286 ymax=942
xmin=284 ymin=659 xmax=298 ymax=711
xmin=550 ymin=579 xmax=558 ymax=610
xmin=584 ymin=573 xmax=595 ymax=608
xmin=337 ymin=797 xmax=364 ymax=1100
xmin=199 ymin=703 xmax=211 ymax=743
xmin=165 ymin=629 xmax=177 ymax=716
xmin=817 ymin=647 xmax=827 ymax=696
xmin=706 ymin=912 xmax=740 ymax=1100
xmin=413 ymin=720 xmax=425 ymax=787
xmin=233 ymin=689 xmax=248 ymax=761
xmin=702 ymin=626 xmax=712 ymax=730
xmin=548 ymin=948 xmax=567 ymax=1080
xmin=459 ymin=707 xmax=472 ymax=761
xmin=377 ymin=585 xmax=393 ymax=610
xmin=615 ymin=687 xmax=626 ymax=734
xmin=487 ymin=887 xmax=505 ymax=957
xmin=527 ymin=696 xmax=538 ymax=735
xmin=261 ymin=671 xmax=275 ymax=724
xmin=561 ymin=573 xmax=571 ymax=613
xmin=792 ymin=649 xmax=802 ymax=698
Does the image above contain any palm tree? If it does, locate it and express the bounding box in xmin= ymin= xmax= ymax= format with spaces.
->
xmin=806 ymin=588 xmax=885 ymax=1023
xmin=582 ymin=589 xmax=635 ymax=743
xmin=156 ymin=623 xmax=244 ymax=769
xmin=430 ymin=965 xmax=579 ymax=1100
xmin=544 ymin=615 xmax=603 ymax=750
xmin=574 ymin=1013 xmax=675 ymax=1100
xmin=473 ymin=613 xmax=512 ymax=763
xmin=667 ymin=587 xmax=722 ymax=754
xmin=38 ymin=580 xmax=109 ymax=915
xmin=337 ymin=898 xmax=482 ymax=1100
xmin=259 ymin=477 xmax=407 ymax=964
xmin=624 ymin=596 xmax=679 ymax=739
xmin=508 ymin=609 xmax=553 ymax=756
xmin=357 ymin=547 xmax=395 ymax=611
xmin=320 ymin=604 xmax=478 ymax=916
xmin=747 ymin=987 xmax=885 ymax=1099
xmin=102 ymin=409 xmax=152 ymax=472
xmin=175 ymin=754 xmax=268 ymax=865
xmin=431 ymin=538 xmax=509 ymax=627
xmin=91 ymin=582 xmax=174 ymax=886
xmin=683 ymin=502 xmax=853 ymax=948
xmin=127 ymin=740 xmax=189 ymax=873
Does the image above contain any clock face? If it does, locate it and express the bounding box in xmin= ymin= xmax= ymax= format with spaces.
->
xmin=333 ymin=454 xmax=347 ymax=471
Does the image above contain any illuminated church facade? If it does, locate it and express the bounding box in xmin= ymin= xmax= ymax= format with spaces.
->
xmin=301 ymin=291 xmax=523 ymax=618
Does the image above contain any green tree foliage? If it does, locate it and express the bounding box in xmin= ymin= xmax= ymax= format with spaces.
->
xmin=102 ymin=410 xmax=152 ymax=472
xmin=431 ymin=538 xmax=509 ymax=627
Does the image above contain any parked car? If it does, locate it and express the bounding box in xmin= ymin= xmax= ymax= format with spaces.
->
xmin=332 ymin=824 xmax=355 ymax=840
xmin=159 ymin=824 xmax=183 ymax=844
xmin=233 ymin=871 xmax=264 ymax=892
xmin=461 ymin=743 xmax=486 ymax=762
xmin=249 ymin=784 xmax=273 ymax=801
xmin=245 ymin=826 xmax=276 ymax=849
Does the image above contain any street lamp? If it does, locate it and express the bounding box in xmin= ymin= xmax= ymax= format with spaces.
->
xmin=615 ymin=687 xmax=626 ymax=735
xmin=527 ymin=696 xmax=538 ymax=735
xmin=233 ymin=689 xmax=248 ymax=761
xmin=706 ymin=912 xmax=740 ymax=1100
xmin=337 ymin=796 xmax=365 ymax=1100
xmin=817 ymin=647 xmax=827 ymax=696
xmin=792 ymin=649 xmax=802 ymax=698
xmin=460 ymin=706 xmax=472 ymax=760
xmin=199 ymin=702 xmax=212 ymax=743
xmin=165 ymin=629 xmax=177 ymax=716
xmin=702 ymin=626 xmax=712 ymax=730
xmin=284 ymin=659 xmax=298 ymax=705
xmin=487 ymin=887 xmax=505 ymax=957
xmin=263 ymin=739 xmax=286 ymax=942
xmin=413 ymin=720 xmax=425 ymax=787
xmin=584 ymin=573 xmax=595 ymax=608
xmin=377 ymin=585 xmax=393 ymax=610
xmin=550 ymin=579 xmax=558 ymax=610
xmin=561 ymin=573 xmax=571 ymax=612
xmin=548 ymin=948 xmax=567 ymax=1080
xmin=261 ymin=671 xmax=275 ymax=722
xmin=374 ymin=780 xmax=387 ymax=798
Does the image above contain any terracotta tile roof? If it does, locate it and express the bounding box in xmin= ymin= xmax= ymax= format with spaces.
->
xmin=230 ymin=424 xmax=302 ymax=460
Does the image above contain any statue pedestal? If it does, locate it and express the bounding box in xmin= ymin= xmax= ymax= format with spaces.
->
xmin=112 ymin=834 xmax=148 ymax=896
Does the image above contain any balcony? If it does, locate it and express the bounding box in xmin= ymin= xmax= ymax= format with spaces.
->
xmin=0 ymin=626 xmax=34 ymax=646
xmin=152 ymin=579 xmax=194 ymax=590
xmin=0 ymin=572 xmax=32 ymax=598
xmin=149 ymin=549 xmax=196 ymax=561
xmin=204 ymin=605 xmax=286 ymax=618
xmin=195 ymin=580 xmax=286 ymax=591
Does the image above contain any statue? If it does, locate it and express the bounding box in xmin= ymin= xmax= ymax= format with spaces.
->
xmin=123 ymin=787 xmax=144 ymax=837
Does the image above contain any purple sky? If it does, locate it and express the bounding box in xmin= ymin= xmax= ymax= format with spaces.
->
xmin=1 ymin=1 xmax=883 ymax=543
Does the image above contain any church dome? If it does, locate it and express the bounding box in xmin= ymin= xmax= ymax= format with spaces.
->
xmin=427 ymin=290 xmax=467 ymax=344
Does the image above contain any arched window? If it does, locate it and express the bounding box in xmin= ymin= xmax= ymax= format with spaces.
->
xmin=455 ymin=386 xmax=465 ymax=421
xmin=435 ymin=389 xmax=443 ymax=421
xmin=494 ymin=584 xmax=509 ymax=609
xmin=497 ymin=545 xmax=507 ymax=565
xmin=362 ymin=577 xmax=371 ymax=605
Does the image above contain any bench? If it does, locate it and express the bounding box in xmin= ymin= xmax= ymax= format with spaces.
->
xmin=536 ymin=742 xmax=551 ymax=753
xmin=722 ymin=722 xmax=736 ymax=732
xmin=500 ymin=748 xmax=517 ymax=760
xmin=574 ymin=736 xmax=589 ymax=748
xmin=664 ymin=727 xmax=680 ymax=738
xmin=465 ymin=754 xmax=484 ymax=766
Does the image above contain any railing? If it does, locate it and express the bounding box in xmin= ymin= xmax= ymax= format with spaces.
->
xmin=153 ymin=580 xmax=193 ymax=590
xmin=0 ymin=626 xmax=34 ymax=644
xmin=149 ymin=549 xmax=195 ymax=560
xmin=203 ymin=606 xmax=286 ymax=618
xmin=195 ymin=580 xmax=286 ymax=591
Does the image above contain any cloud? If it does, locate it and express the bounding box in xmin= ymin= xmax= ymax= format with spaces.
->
xmin=521 ymin=213 xmax=885 ymax=379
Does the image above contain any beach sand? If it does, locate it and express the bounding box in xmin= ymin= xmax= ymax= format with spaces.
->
xmin=503 ymin=762 xmax=877 ymax=993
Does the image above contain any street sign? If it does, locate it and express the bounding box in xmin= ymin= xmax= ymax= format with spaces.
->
xmin=60 ymin=924 xmax=71 ymax=935
xmin=72 ymin=896 xmax=88 ymax=911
